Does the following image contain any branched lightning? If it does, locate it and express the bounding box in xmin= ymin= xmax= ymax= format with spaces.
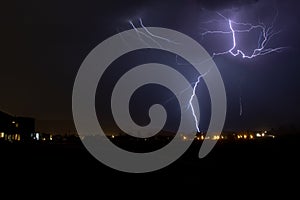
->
xmin=129 ymin=19 xmax=204 ymax=132
xmin=129 ymin=20 xmax=162 ymax=48
xmin=201 ymin=12 xmax=287 ymax=118
xmin=139 ymin=18 xmax=179 ymax=45
xmin=187 ymin=66 xmax=212 ymax=132
xmin=128 ymin=14 xmax=287 ymax=133
xmin=129 ymin=19 xmax=179 ymax=48
xmin=202 ymin=12 xmax=287 ymax=59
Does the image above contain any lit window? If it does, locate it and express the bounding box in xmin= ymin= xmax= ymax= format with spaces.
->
xmin=0 ymin=132 xmax=4 ymax=138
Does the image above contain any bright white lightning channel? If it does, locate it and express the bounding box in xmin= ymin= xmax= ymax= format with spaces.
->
xmin=202 ymin=13 xmax=287 ymax=58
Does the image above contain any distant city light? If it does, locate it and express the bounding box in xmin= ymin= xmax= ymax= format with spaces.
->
xmin=212 ymin=135 xmax=220 ymax=140
xmin=256 ymin=133 xmax=262 ymax=137
xmin=36 ymin=133 xmax=40 ymax=141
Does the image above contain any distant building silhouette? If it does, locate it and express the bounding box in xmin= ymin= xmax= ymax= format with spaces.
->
xmin=0 ymin=110 xmax=35 ymax=142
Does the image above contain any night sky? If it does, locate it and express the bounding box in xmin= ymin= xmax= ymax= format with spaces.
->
xmin=1 ymin=0 xmax=300 ymax=134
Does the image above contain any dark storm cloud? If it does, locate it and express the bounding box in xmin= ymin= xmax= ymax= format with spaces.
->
xmin=1 ymin=0 xmax=300 ymax=133
xmin=194 ymin=0 xmax=259 ymax=10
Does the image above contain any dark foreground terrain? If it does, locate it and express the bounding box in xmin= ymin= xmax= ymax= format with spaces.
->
xmin=1 ymin=134 xmax=299 ymax=194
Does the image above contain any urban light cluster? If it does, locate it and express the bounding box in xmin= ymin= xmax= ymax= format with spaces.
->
xmin=0 ymin=130 xmax=53 ymax=143
xmin=181 ymin=134 xmax=224 ymax=141
xmin=180 ymin=131 xmax=275 ymax=142
xmin=105 ymin=131 xmax=276 ymax=142
xmin=0 ymin=132 xmax=21 ymax=141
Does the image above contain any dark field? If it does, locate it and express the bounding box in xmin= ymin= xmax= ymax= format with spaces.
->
xmin=1 ymin=135 xmax=299 ymax=193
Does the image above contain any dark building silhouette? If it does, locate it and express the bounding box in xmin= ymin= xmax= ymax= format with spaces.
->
xmin=0 ymin=110 xmax=35 ymax=142
xmin=0 ymin=111 xmax=12 ymax=133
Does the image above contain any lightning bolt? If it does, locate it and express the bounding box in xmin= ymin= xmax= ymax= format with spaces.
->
xmin=188 ymin=68 xmax=215 ymax=133
xmin=202 ymin=12 xmax=288 ymax=58
xmin=129 ymin=20 xmax=162 ymax=48
xmin=189 ymin=76 xmax=201 ymax=132
xmin=129 ymin=19 xmax=180 ymax=48
xmin=129 ymin=19 xmax=203 ymax=132
xmin=201 ymin=12 xmax=287 ymax=117
xmin=138 ymin=18 xmax=179 ymax=45
xmin=128 ymin=13 xmax=287 ymax=133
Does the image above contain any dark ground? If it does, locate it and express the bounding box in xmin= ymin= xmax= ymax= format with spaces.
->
xmin=1 ymin=134 xmax=299 ymax=195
